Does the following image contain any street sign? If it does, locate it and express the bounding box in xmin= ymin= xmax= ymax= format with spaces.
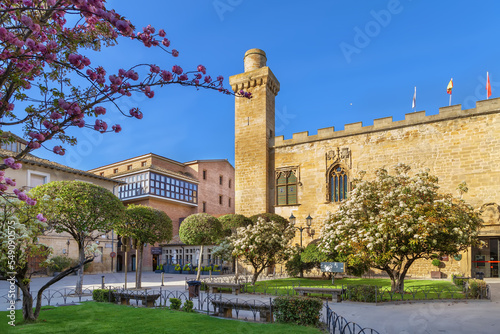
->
xmin=110 ymin=252 xmax=116 ymax=258
xmin=321 ymin=262 xmax=344 ymax=273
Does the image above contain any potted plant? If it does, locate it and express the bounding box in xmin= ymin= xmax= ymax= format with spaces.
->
xmin=431 ymin=258 xmax=442 ymax=278
xmin=174 ymin=264 xmax=182 ymax=274
xmin=212 ymin=264 xmax=221 ymax=276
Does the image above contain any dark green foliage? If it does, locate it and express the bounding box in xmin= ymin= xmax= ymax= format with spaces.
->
xmin=179 ymin=213 xmax=222 ymax=246
xmin=183 ymin=300 xmax=194 ymax=312
xmin=285 ymin=247 xmax=314 ymax=277
xmin=47 ymin=255 xmax=73 ymax=272
xmin=92 ymin=289 xmax=116 ymax=303
xmin=218 ymin=214 xmax=252 ymax=237
xmin=431 ymin=259 xmax=441 ymax=267
xmin=345 ymin=285 xmax=380 ymax=302
xmin=169 ymin=298 xmax=182 ymax=310
xmin=249 ymin=213 xmax=289 ymax=231
xmin=273 ymin=296 xmax=323 ymax=326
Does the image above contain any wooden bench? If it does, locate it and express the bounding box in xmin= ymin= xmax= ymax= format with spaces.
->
xmin=294 ymin=287 xmax=345 ymax=302
xmin=211 ymin=299 xmax=273 ymax=322
xmin=113 ymin=291 xmax=161 ymax=307
xmin=206 ymin=282 xmax=243 ymax=295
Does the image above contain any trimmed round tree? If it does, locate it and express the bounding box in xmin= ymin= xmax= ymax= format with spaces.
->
xmin=219 ymin=214 xmax=252 ymax=237
xmin=249 ymin=213 xmax=289 ymax=231
xmin=114 ymin=205 xmax=173 ymax=288
xmin=29 ymin=181 xmax=125 ymax=294
xmin=179 ymin=213 xmax=222 ymax=280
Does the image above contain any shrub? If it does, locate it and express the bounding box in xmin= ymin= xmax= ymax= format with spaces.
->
xmin=92 ymin=289 xmax=116 ymax=303
xmin=169 ymin=298 xmax=182 ymax=310
xmin=273 ymin=296 xmax=323 ymax=326
xmin=431 ymin=259 xmax=441 ymax=267
xmin=345 ymin=285 xmax=380 ymax=302
xmin=47 ymin=255 xmax=73 ymax=272
xmin=183 ymin=300 xmax=194 ymax=312
xmin=183 ymin=264 xmax=190 ymax=271
xmin=465 ymin=279 xmax=488 ymax=299
xmin=174 ymin=264 xmax=181 ymax=271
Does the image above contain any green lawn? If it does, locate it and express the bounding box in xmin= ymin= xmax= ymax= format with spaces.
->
xmin=0 ymin=302 xmax=322 ymax=334
xmin=243 ymin=278 xmax=464 ymax=301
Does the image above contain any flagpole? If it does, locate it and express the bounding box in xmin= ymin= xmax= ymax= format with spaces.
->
xmin=449 ymin=93 xmax=452 ymax=106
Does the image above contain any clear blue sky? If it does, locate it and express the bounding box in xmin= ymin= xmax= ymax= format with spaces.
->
xmin=30 ymin=0 xmax=500 ymax=171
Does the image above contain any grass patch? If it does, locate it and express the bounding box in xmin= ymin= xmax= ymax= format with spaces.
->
xmin=0 ymin=302 xmax=322 ymax=334
xmin=243 ymin=278 xmax=464 ymax=301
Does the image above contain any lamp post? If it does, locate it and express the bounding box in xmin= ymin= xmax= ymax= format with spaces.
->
xmin=289 ymin=214 xmax=313 ymax=278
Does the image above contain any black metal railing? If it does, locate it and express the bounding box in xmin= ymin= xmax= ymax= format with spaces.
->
xmin=325 ymin=302 xmax=380 ymax=334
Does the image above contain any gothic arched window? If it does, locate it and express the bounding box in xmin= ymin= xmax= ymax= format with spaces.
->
xmin=330 ymin=165 xmax=348 ymax=202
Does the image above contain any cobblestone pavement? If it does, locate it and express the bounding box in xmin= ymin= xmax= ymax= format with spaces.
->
xmin=1 ymin=274 xmax=499 ymax=334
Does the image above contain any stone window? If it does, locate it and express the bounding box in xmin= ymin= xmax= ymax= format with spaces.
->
xmin=329 ymin=165 xmax=348 ymax=202
xmin=276 ymin=169 xmax=298 ymax=206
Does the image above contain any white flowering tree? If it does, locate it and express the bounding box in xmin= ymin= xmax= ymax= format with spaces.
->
xmin=231 ymin=217 xmax=296 ymax=284
xmin=320 ymin=164 xmax=483 ymax=292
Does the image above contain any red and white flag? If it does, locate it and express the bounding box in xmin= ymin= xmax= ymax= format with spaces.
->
xmin=486 ymin=72 xmax=492 ymax=99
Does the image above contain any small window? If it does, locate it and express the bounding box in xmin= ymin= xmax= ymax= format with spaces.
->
xmin=113 ymin=168 xmax=118 ymax=174
xmin=127 ymin=165 xmax=132 ymax=170
xmin=99 ymin=172 xmax=104 ymax=177
xmin=28 ymin=171 xmax=50 ymax=188
xmin=219 ymin=175 xmax=223 ymax=185
xmin=141 ymin=161 xmax=147 ymax=167
xmin=203 ymin=170 xmax=207 ymax=180
xmin=202 ymin=201 xmax=206 ymax=213
xmin=228 ymin=198 xmax=231 ymax=207
xmin=229 ymin=179 xmax=232 ymax=188
xmin=179 ymin=217 xmax=185 ymax=229
xmin=219 ymin=195 xmax=223 ymax=205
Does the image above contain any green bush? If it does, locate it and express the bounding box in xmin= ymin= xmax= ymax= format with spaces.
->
xmin=466 ymin=279 xmax=488 ymax=299
xmin=273 ymin=296 xmax=323 ymax=326
xmin=183 ymin=264 xmax=190 ymax=271
xmin=431 ymin=259 xmax=441 ymax=267
xmin=47 ymin=255 xmax=73 ymax=272
xmin=174 ymin=264 xmax=181 ymax=271
xmin=169 ymin=298 xmax=182 ymax=310
xmin=92 ymin=289 xmax=116 ymax=303
xmin=183 ymin=300 xmax=194 ymax=312
xmin=345 ymin=285 xmax=379 ymax=302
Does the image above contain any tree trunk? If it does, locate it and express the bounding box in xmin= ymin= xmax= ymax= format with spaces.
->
xmin=17 ymin=279 xmax=35 ymax=323
xmin=196 ymin=245 xmax=204 ymax=281
xmin=234 ymin=256 xmax=239 ymax=283
xmin=75 ymin=243 xmax=85 ymax=294
xmin=251 ymin=266 xmax=265 ymax=285
xmin=136 ymin=243 xmax=144 ymax=289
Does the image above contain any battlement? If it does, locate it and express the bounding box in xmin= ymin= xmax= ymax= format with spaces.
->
xmin=273 ymin=98 xmax=500 ymax=147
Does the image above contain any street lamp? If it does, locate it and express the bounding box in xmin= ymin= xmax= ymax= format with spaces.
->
xmin=289 ymin=214 xmax=313 ymax=278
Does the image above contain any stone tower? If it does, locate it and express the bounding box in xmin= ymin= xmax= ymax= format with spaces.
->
xmin=229 ymin=49 xmax=280 ymax=217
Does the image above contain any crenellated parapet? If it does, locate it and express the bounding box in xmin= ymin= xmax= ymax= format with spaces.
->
xmin=273 ymin=97 xmax=500 ymax=147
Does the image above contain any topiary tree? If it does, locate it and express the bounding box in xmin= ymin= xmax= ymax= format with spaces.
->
xmin=114 ymin=205 xmax=172 ymax=288
xmin=29 ymin=181 xmax=125 ymax=294
xmin=219 ymin=214 xmax=252 ymax=237
xmin=179 ymin=213 xmax=222 ymax=280
xmin=249 ymin=213 xmax=289 ymax=231
xmin=320 ymin=164 xmax=483 ymax=292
